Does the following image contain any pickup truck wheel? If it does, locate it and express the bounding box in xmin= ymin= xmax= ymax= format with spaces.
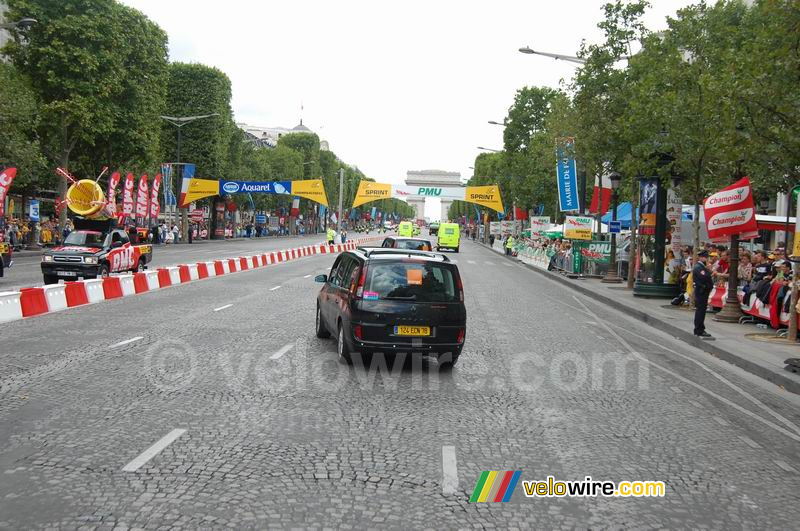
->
xmin=43 ymin=274 xmax=58 ymax=285
xmin=97 ymin=264 xmax=110 ymax=278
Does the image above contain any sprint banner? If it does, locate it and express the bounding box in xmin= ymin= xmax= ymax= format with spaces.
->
xmin=179 ymin=178 xmax=328 ymax=207
xmin=352 ymin=181 xmax=504 ymax=213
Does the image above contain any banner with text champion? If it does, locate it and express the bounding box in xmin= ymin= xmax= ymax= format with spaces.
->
xmin=352 ymin=181 xmax=505 ymax=213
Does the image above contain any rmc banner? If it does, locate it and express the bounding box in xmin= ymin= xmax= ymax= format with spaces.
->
xmin=351 ymin=181 xmax=505 ymax=213
xmin=178 ymin=178 xmax=329 ymax=208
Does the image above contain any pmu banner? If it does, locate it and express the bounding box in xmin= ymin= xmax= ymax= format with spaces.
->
xmin=135 ymin=174 xmax=149 ymax=219
xmin=179 ymin=178 xmax=329 ymax=208
xmin=106 ymin=171 xmax=121 ymax=216
xmin=0 ymin=167 xmax=17 ymax=218
xmin=149 ymin=173 xmax=162 ymax=220
xmin=352 ymin=181 xmax=504 ymax=212
xmin=556 ymin=138 xmax=580 ymax=211
xmin=121 ymin=172 xmax=135 ymax=217
xmin=564 ymin=215 xmax=593 ymax=240
xmin=703 ymin=176 xmax=758 ymax=243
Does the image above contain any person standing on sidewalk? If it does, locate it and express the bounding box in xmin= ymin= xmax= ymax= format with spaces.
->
xmin=693 ymin=249 xmax=714 ymax=339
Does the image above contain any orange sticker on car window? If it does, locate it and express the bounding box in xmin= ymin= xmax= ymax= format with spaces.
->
xmin=407 ymin=269 xmax=423 ymax=285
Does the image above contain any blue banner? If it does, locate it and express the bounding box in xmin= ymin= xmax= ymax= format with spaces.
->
xmin=370 ymin=206 xmax=377 ymax=220
xmin=255 ymin=214 xmax=267 ymax=224
xmin=556 ymin=139 xmax=580 ymax=211
xmin=29 ymin=199 xmax=39 ymax=221
xmin=219 ymin=180 xmax=291 ymax=195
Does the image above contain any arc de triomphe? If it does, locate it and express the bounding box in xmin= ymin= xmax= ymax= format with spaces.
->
xmin=405 ymin=170 xmax=462 ymax=221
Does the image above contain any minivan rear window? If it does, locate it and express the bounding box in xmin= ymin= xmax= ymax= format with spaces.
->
xmin=396 ymin=240 xmax=431 ymax=251
xmin=365 ymin=262 xmax=457 ymax=302
xmin=444 ymin=227 xmax=455 ymax=235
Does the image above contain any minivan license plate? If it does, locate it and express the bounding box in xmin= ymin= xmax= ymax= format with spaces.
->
xmin=395 ymin=326 xmax=430 ymax=336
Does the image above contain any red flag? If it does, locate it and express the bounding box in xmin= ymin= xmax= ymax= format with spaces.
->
xmin=149 ymin=174 xmax=162 ymax=220
xmin=703 ymin=176 xmax=759 ymax=243
xmin=589 ymin=173 xmax=612 ymax=214
xmin=122 ymin=172 xmax=135 ymax=217
xmin=0 ymin=167 xmax=17 ymax=218
xmin=106 ymin=171 xmax=121 ymax=216
xmin=135 ymin=174 xmax=149 ymax=219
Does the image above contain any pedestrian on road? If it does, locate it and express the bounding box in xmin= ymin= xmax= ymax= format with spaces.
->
xmin=692 ymin=249 xmax=714 ymax=339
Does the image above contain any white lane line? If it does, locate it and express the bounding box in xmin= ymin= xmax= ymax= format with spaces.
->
xmin=502 ymin=262 xmax=512 ymax=267
xmin=774 ymin=460 xmax=797 ymax=473
xmin=122 ymin=429 xmax=186 ymax=472
xmin=213 ymin=304 xmax=233 ymax=312
xmin=441 ymin=446 xmax=458 ymax=495
xmin=713 ymin=416 xmax=730 ymax=427
xmin=738 ymin=435 xmax=762 ymax=449
xmin=270 ymin=343 xmax=294 ymax=360
xmin=467 ymin=260 xmax=476 ymax=264
xmin=485 ymin=261 xmax=495 ymax=265
xmin=688 ymin=399 xmax=704 ymax=409
xmin=270 ymin=285 xmax=282 ymax=291
xmin=303 ymin=274 xmax=312 ymax=278
xmin=670 ymin=386 xmax=683 ymax=394
xmin=109 ymin=337 xmax=143 ymax=348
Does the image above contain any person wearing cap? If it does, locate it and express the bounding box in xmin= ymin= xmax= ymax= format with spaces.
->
xmin=692 ymin=249 xmax=714 ymax=339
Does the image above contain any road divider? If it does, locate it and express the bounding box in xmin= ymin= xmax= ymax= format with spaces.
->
xmin=0 ymin=236 xmax=382 ymax=325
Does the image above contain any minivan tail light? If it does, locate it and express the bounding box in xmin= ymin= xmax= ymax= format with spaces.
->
xmin=457 ymin=328 xmax=465 ymax=343
xmin=355 ymin=264 xmax=368 ymax=297
xmin=354 ymin=325 xmax=363 ymax=340
xmin=455 ymin=273 xmax=464 ymax=302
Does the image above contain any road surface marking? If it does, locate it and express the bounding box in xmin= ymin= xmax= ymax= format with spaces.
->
xmin=303 ymin=274 xmax=312 ymax=278
xmin=502 ymin=262 xmax=512 ymax=266
xmin=270 ymin=285 xmax=282 ymax=291
xmin=738 ymin=435 xmax=761 ymax=449
xmin=213 ymin=304 xmax=233 ymax=312
xmin=670 ymin=386 xmax=683 ymax=393
xmin=774 ymin=460 xmax=797 ymax=473
xmin=270 ymin=343 xmax=294 ymax=360
xmin=122 ymin=429 xmax=186 ymax=472
xmin=688 ymin=399 xmax=704 ymax=408
xmin=485 ymin=261 xmax=495 ymax=265
xmin=441 ymin=446 xmax=458 ymax=495
xmin=713 ymin=416 xmax=730 ymax=427
xmin=109 ymin=337 xmax=143 ymax=348
xmin=467 ymin=260 xmax=476 ymax=264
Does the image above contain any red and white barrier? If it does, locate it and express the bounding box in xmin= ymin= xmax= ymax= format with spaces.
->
xmin=0 ymin=235 xmax=383 ymax=324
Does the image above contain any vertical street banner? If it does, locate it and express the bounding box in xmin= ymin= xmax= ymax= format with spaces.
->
xmin=589 ymin=171 xmax=611 ymax=214
xmin=149 ymin=173 xmax=162 ymax=221
xmin=135 ymin=174 xmax=149 ymax=221
xmin=639 ymin=178 xmax=660 ymax=235
xmin=703 ymin=176 xmax=758 ymax=242
xmin=0 ymin=167 xmax=17 ymax=218
xmin=121 ymin=172 xmax=135 ymax=218
xmin=29 ymin=199 xmax=40 ymax=221
xmin=106 ymin=171 xmax=121 ymax=216
xmin=667 ymin=187 xmax=682 ymax=253
xmin=556 ymin=138 xmax=580 ymax=212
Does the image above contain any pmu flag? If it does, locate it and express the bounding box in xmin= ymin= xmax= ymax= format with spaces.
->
xmin=121 ymin=172 xmax=135 ymax=217
xmin=0 ymin=167 xmax=17 ymax=218
xmin=703 ymin=176 xmax=759 ymax=243
xmin=149 ymin=173 xmax=162 ymax=220
xmin=469 ymin=471 xmax=521 ymax=503
xmin=106 ymin=171 xmax=121 ymax=216
xmin=135 ymin=174 xmax=149 ymax=219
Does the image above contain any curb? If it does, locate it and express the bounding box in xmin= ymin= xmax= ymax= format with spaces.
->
xmin=0 ymin=236 xmax=383 ymax=325
xmin=479 ymin=241 xmax=800 ymax=395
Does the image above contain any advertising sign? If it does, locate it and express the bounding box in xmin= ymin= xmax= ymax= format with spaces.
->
xmin=29 ymin=199 xmax=39 ymax=221
xmin=564 ymin=215 xmax=593 ymax=240
xmin=180 ymin=178 xmax=329 ymax=207
xmin=703 ymin=176 xmax=759 ymax=243
xmin=500 ymin=220 xmax=521 ymax=236
xmin=0 ymin=167 xmax=17 ymax=218
xmin=121 ymin=172 xmax=135 ymax=216
xmin=269 ymin=216 xmax=279 ymax=229
xmin=639 ymin=178 xmax=659 ymax=235
xmin=556 ymin=138 xmax=580 ymax=211
xmin=135 ymin=174 xmax=149 ymax=219
xmin=530 ymin=216 xmax=551 ymax=234
xmin=352 ymin=181 xmax=504 ymax=213
xmin=489 ymin=222 xmax=502 ymax=236
xmin=667 ymin=187 xmax=682 ymax=252
xmin=255 ymin=214 xmax=267 ymax=224
xmin=579 ymin=240 xmax=611 ymax=263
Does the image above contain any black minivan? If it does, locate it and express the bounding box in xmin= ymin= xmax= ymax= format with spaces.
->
xmin=314 ymin=248 xmax=466 ymax=366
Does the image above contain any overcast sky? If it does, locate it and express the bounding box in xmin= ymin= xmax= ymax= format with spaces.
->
xmin=122 ymin=0 xmax=694 ymax=216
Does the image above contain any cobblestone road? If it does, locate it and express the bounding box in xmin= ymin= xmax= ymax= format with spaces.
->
xmin=1 ymin=235 xmax=799 ymax=528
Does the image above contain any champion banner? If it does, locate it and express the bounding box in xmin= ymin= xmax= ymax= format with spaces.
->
xmin=135 ymin=174 xmax=149 ymax=219
xmin=179 ymin=178 xmax=329 ymax=208
xmin=149 ymin=173 xmax=162 ymax=220
xmin=121 ymin=172 xmax=135 ymax=217
xmin=0 ymin=167 xmax=17 ymax=218
xmin=556 ymin=138 xmax=580 ymax=211
xmin=106 ymin=171 xmax=121 ymax=216
xmin=703 ymin=176 xmax=759 ymax=243
xmin=351 ymin=181 xmax=504 ymax=213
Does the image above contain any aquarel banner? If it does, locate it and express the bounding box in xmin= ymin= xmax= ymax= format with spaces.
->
xmin=352 ymin=181 xmax=504 ymax=213
xmin=179 ymin=178 xmax=329 ymax=208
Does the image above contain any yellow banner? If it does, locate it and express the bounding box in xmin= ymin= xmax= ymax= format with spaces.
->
xmin=465 ymin=185 xmax=504 ymax=213
xmin=793 ymin=230 xmax=800 ymax=257
xmin=180 ymin=178 xmax=219 ymax=207
xmin=353 ymin=181 xmax=392 ymax=208
xmin=292 ymin=179 xmax=329 ymax=207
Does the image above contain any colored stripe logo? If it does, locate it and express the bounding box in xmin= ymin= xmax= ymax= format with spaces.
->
xmin=469 ymin=471 xmax=521 ymax=502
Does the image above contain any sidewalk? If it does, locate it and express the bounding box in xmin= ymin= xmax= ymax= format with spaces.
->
xmin=481 ymin=240 xmax=800 ymax=395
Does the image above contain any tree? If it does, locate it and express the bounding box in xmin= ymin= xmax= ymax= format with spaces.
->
xmin=5 ymin=0 xmax=169 ymax=225
xmin=0 ymin=63 xmax=46 ymax=193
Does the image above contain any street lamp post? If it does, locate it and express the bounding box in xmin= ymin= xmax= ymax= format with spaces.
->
xmin=0 ymin=17 xmax=37 ymax=30
xmin=477 ymin=146 xmax=502 ymax=153
xmin=160 ymin=114 xmax=219 ymax=243
xmin=602 ymin=172 xmax=623 ymax=283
